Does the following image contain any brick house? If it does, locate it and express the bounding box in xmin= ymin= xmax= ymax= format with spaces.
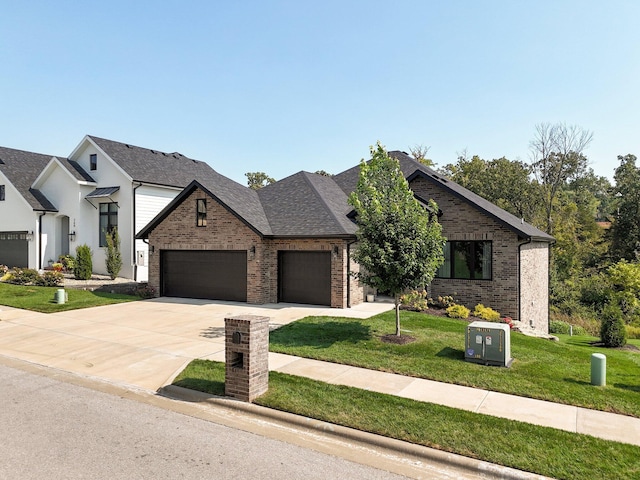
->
xmin=138 ymin=151 xmax=554 ymax=332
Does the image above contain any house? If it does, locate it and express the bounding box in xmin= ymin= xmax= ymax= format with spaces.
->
xmin=137 ymin=150 xmax=554 ymax=332
xmin=0 ymin=136 xmax=217 ymax=281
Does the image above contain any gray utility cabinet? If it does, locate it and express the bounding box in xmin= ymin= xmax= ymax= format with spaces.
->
xmin=465 ymin=321 xmax=513 ymax=367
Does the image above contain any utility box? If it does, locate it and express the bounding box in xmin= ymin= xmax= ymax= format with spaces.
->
xmin=465 ymin=321 xmax=513 ymax=367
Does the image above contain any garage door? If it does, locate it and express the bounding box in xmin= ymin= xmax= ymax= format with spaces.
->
xmin=161 ymin=250 xmax=247 ymax=301
xmin=278 ymin=251 xmax=331 ymax=306
xmin=0 ymin=232 xmax=28 ymax=268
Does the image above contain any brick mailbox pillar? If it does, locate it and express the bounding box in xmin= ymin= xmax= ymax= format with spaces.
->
xmin=224 ymin=315 xmax=270 ymax=402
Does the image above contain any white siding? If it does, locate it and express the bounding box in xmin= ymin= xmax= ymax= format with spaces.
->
xmin=0 ymin=172 xmax=39 ymax=268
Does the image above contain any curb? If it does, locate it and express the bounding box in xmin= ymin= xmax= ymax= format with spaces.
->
xmin=160 ymin=385 xmax=550 ymax=480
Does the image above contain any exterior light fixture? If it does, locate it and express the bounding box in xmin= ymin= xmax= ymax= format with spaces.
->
xmin=68 ymin=231 xmax=76 ymax=242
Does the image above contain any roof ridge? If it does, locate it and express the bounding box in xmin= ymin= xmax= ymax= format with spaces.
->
xmin=300 ymin=171 xmax=348 ymax=233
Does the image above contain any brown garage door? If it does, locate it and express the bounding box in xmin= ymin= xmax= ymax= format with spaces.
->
xmin=161 ymin=250 xmax=247 ymax=301
xmin=278 ymin=251 xmax=331 ymax=306
xmin=0 ymin=232 xmax=28 ymax=268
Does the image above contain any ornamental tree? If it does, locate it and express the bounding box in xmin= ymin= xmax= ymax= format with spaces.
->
xmin=349 ymin=143 xmax=445 ymax=337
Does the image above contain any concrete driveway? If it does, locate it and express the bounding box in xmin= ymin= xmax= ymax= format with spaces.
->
xmin=0 ymin=298 xmax=392 ymax=391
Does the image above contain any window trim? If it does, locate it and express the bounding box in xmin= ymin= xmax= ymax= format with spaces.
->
xmin=196 ymin=198 xmax=207 ymax=227
xmin=90 ymin=153 xmax=97 ymax=171
xmin=99 ymin=202 xmax=118 ymax=247
xmin=436 ymin=240 xmax=492 ymax=281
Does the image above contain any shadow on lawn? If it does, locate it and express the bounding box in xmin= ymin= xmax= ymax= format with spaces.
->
xmin=436 ymin=347 xmax=465 ymax=360
xmin=269 ymin=321 xmax=371 ymax=349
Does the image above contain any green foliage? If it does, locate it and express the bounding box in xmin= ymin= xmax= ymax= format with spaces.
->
xmin=399 ymin=290 xmax=429 ymax=311
xmin=600 ymin=305 xmax=627 ymax=348
xmin=473 ymin=304 xmax=500 ymax=321
xmin=349 ymin=142 xmax=445 ymax=335
xmin=245 ymin=171 xmax=275 ymax=190
xmin=7 ymin=268 xmax=41 ymax=285
xmin=105 ymin=228 xmax=122 ymax=280
xmin=58 ymin=254 xmax=75 ymax=272
xmin=36 ymin=271 xmax=64 ymax=287
xmin=610 ymin=154 xmax=640 ymax=261
xmin=74 ymin=244 xmax=93 ymax=280
xmin=625 ymin=325 xmax=640 ymax=339
xmin=446 ymin=304 xmax=470 ymax=319
xmin=549 ymin=320 xmax=587 ymax=336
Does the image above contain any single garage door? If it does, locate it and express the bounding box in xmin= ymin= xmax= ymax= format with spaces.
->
xmin=161 ymin=250 xmax=247 ymax=301
xmin=0 ymin=232 xmax=28 ymax=268
xmin=278 ymin=251 xmax=331 ymax=306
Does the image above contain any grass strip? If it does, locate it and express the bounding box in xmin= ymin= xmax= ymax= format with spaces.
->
xmin=0 ymin=283 xmax=139 ymax=313
xmin=174 ymin=359 xmax=640 ymax=480
xmin=269 ymin=311 xmax=640 ymax=417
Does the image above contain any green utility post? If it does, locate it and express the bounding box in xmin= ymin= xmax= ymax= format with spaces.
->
xmin=591 ymin=353 xmax=606 ymax=386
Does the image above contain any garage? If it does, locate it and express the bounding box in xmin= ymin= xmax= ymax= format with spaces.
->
xmin=278 ymin=251 xmax=331 ymax=306
xmin=161 ymin=250 xmax=247 ymax=301
xmin=0 ymin=231 xmax=28 ymax=268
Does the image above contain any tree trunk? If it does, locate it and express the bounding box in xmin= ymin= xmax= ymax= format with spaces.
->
xmin=395 ymin=293 xmax=401 ymax=336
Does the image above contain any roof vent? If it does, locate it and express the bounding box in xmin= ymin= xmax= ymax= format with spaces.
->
xmin=125 ymin=144 xmax=130 ymax=148
xmin=150 ymin=150 xmax=156 ymax=154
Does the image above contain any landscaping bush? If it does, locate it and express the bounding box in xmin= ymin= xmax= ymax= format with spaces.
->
xmin=74 ymin=244 xmax=93 ymax=280
xmin=400 ymin=290 xmax=429 ymax=311
xmin=36 ymin=271 xmax=64 ymax=287
xmin=446 ymin=304 xmax=470 ymax=319
xmin=473 ymin=304 xmax=500 ymax=321
xmin=600 ymin=305 xmax=627 ymax=348
xmin=58 ymin=254 xmax=75 ymax=273
xmin=549 ymin=320 xmax=587 ymax=336
xmin=105 ymin=228 xmax=122 ymax=280
xmin=8 ymin=268 xmax=41 ymax=285
xmin=435 ymin=295 xmax=455 ymax=308
xmin=135 ymin=284 xmax=156 ymax=299
xmin=550 ymin=312 xmax=600 ymax=336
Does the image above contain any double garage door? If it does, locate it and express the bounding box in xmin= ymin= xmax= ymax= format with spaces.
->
xmin=0 ymin=232 xmax=28 ymax=268
xmin=161 ymin=250 xmax=332 ymax=306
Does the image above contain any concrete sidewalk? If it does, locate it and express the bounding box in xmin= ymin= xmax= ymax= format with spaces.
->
xmin=0 ymin=299 xmax=638 ymax=448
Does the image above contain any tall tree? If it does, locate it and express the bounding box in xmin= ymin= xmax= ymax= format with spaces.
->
xmin=529 ymin=122 xmax=593 ymax=234
xmin=409 ymin=144 xmax=435 ymax=167
xmin=610 ymin=154 xmax=640 ymax=261
xmin=349 ymin=143 xmax=445 ymax=337
xmin=245 ymin=172 xmax=275 ymax=190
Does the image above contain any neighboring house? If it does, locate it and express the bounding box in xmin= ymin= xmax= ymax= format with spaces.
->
xmin=0 ymin=136 xmax=216 ymax=281
xmin=138 ymin=150 xmax=554 ymax=332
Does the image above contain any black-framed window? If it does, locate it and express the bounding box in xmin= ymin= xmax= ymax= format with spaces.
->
xmin=99 ymin=202 xmax=118 ymax=246
xmin=90 ymin=153 xmax=97 ymax=171
xmin=0 ymin=185 xmax=4 ymax=201
xmin=196 ymin=199 xmax=207 ymax=227
xmin=437 ymin=241 xmax=492 ymax=280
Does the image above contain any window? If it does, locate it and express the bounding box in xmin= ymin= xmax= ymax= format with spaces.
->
xmin=0 ymin=185 xmax=4 ymax=201
xmin=437 ymin=241 xmax=492 ymax=280
xmin=196 ymin=198 xmax=207 ymax=226
xmin=99 ymin=202 xmax=118 ymax=246
xmin=90 ymin=154 xmax=97 ymax=171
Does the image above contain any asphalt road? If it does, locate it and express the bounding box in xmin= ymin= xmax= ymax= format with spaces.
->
xmin=0 ymin=362 xmax=407 ymax=480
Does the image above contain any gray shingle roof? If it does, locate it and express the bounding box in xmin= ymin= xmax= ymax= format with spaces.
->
xmin=0 ymin=146 xmax=58 ymax=211
xmin=258 ymin=171 xmax=356 ymax=236
xmin=57 ymin=157 xmax=95 ymax=183
xmin=333 ymin=150 xmax=554 ymax=242
xmin=89 ymin=135 xmax=213 ymax=188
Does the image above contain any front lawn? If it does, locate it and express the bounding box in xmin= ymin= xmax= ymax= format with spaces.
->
xmin=269 ymin=311 xmax=640 ymax=417
xmin=174 ymin=360 xmax=640 ymax=480
xmin=0 ymin=282 xmax=139 ymax=313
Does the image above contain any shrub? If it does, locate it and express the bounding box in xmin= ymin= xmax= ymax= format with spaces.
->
xmin=400 ymin=290 xmax=429 ymax=311
xmin=136 ymin=284 xmax=156 ymax=299
xmin=625 ymin=325 xmax=640 ymax=339
xmin=473 ymin=304 xmax=500 ymax=321
xmin=446 ymin=304 xmax=470 ymax=319
xmin=600 ymin=305 xmax=627 ymax=348
xmin=58 ymin=255 xmax=75 ymax=272
xmin=549 ymin=320 xmax=587 ymax=336
xmin=36 ymin=271 xmax=64 ymax=287
xmin=435 ymin=295 xmax=456 ymax=308
xmin=105 ymin=228 xmax=122 ymax=280
xmin=52 ymin=262 xmax=63 ymax=272
xmin=0 ymin=265 xmax=8 ymax=275
xmin=74 ymin=244 xmax=93 ymax=280
xmin=550 ymin=312 xmax=600 ymax=336
xmin=9 ymin=268 xmax=41 ymax=285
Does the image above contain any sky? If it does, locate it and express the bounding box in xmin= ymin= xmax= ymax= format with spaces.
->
xmin=1 ymin=1 xmax=638 ymax=185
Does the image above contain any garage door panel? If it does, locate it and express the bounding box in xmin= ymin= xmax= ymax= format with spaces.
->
xmin=279 ymin=251 xmax=331 ymax=306
xmin=162 ymin=250 xmax=247 ymax=302
xmin=0 ymin=232 xmax=28 ymax=268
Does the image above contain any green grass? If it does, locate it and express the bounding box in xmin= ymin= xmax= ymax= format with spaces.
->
xmin=0 ymin=282 xmax=139 ymax=313
xmin=174 ymin=360 xmax=640 ymax=480
xmin=269 ymin=311 xmax=640 ymax=417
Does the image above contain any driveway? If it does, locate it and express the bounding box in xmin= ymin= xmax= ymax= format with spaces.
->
xmin=0 ymin=298 xmax=392 ymax=391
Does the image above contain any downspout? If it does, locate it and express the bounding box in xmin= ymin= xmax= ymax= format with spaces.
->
xmin=517 ymin=237 xmax=532 ymax=325
xmin=132 ymin=182 xmax=143 ymax=281
xmin=346 ymin=239 xmax=357 ymax=308
xmin=38 ymin=212 xmax=46 ymax=270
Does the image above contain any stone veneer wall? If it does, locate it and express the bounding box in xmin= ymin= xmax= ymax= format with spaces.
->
xmin=519 ymin=241 xmax=550 ymax=332
xmin=146 ymin=188 xmax=365 ymax=308
xmin=410 ymin=176 xmax=533 ymax=322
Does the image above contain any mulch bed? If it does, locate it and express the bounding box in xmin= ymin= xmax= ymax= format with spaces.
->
xmin=380 ymin=334 xmax=417 ymax=344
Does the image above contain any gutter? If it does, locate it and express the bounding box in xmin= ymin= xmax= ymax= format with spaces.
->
xmin=346 ymin=239 xmax=357 ymax=308
xmin=38 ymin=212 xmax=46 ymax=270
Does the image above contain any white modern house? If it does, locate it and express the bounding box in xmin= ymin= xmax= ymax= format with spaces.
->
xmin=0 ymin=135 xmax=214 ymax=281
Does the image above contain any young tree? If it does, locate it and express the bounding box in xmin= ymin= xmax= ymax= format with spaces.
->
xmin=74 ymin=244 xmax=93 ymax=280
xmin=105 ymin=228 xmax=122 ymax=280
xmin=349 ymin=143 xmax=446 ymax=337
xmin=245 ymin=172 xmax=275 ymax=190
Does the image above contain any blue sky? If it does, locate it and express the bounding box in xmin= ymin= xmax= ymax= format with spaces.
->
xmin=1 ymin=1 xmax=638 ymax=185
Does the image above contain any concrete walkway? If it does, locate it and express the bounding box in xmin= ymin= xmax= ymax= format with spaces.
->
xmin=0 ymin=299 xmax=638 ymax=448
